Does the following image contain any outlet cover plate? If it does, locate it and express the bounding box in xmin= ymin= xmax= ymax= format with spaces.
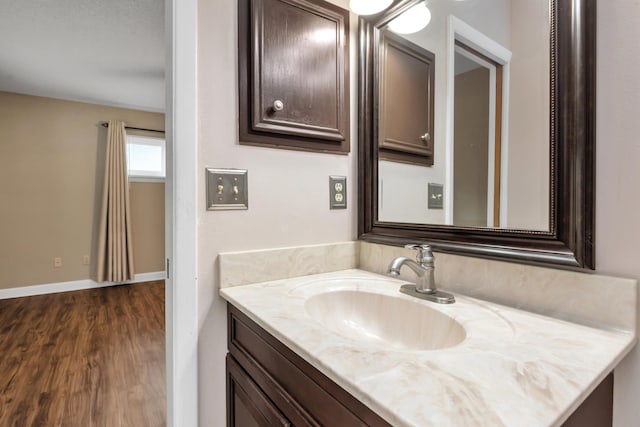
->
xmin=330 ymin=176 xmax=347 ymax=209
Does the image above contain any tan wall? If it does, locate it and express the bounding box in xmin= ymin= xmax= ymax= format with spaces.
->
xmin=130 ymin=182 xmax=165 ymax=274
xmin=453 ymin=67 xmax=490 ymax=227
xmin=0 ymin=91 xmax=165 ymax=289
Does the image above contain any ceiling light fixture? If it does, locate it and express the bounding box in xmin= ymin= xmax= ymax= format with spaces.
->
xmin=349 ymin=0 xmax=393 ymax=16
xmin=387 ymin=2 xmax=432 ymax=34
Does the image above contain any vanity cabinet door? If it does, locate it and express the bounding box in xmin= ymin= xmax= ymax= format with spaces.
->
xmin=378 ymin=31 xmax=435 ymax=166
xmin=238 ymin=0 xmax=350 ymax=154
xmin=227 ymin=354 xmax=291 ymax=427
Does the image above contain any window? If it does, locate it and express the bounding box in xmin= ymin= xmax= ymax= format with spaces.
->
xmin=126 ymin=134 xmax=166 ymax=181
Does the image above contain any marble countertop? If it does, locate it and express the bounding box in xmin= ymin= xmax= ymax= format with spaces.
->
xmin=220 ymin=269 xmax=636 ymax=427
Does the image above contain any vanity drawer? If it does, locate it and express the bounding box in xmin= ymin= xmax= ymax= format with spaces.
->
xmin=227 ymin=304 xmax=391 ymax=427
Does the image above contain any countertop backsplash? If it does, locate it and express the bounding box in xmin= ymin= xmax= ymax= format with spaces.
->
xmin=219 ymin=241 xmax=637 ymax=334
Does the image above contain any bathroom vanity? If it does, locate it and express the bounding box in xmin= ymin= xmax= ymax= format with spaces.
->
xmin=221 ymin=268 xmax=636 ymax=427
xmin=222 ymin=0 xmax=630 ymax=423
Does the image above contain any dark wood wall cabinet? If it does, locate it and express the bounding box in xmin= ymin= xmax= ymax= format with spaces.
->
xmin=226 ymin=303 xmax=613 ymax=426
xmin=378 ymin=30 xmax=435 ymax=166
xmin=238 ymin=0 xmax=350 ymax=154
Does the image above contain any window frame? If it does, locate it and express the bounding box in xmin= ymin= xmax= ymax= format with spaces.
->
xmin=126 ymin=134 xmax=166 ymax=182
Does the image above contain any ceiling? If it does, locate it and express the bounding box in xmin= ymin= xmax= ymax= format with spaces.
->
xmin=0 ymin=0 xmax=165 ymax=112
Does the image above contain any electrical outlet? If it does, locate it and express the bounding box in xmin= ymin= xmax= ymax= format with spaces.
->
xmin=54 ymin=257 xmax=62 ymax=268
xmin=83 ymin=255 xmax=90 ymax=265
xmin=330 ymin=176 xmax=347 ymax=209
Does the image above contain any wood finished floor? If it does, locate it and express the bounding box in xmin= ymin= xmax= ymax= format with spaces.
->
xmin=0 ymin=281 xmax=165 ymax=427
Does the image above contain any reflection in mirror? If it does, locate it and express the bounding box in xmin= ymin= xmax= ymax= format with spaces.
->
xmin=453 ymin=41 xmax=501 ymax=228
xmin=377 ymin=0 xmax=550 ymax=231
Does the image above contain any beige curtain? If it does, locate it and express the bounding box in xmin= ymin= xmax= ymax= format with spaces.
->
xmin=96 ymin=120 xmax=135 ymax=282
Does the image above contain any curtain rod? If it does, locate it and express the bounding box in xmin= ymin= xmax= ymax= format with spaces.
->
xmin=100 ymin=122 xmax=165 ymax=134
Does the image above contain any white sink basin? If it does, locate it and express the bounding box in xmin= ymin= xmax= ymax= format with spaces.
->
xmin=304 ymin=290 xmax=466 ymax=351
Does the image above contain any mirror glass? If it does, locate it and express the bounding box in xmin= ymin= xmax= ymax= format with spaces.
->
xmin=376 ymin=0 xmax=550 ymax=231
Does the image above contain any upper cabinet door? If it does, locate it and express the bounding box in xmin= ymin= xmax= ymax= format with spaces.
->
xmin=238 ymin=0 xmax=350 ymax=154
xmin=378 ymin=31 xmax=435 ymax=166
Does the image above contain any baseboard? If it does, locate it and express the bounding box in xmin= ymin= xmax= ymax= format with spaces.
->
xmin=0 ymin=271 xmax=166 ymax=300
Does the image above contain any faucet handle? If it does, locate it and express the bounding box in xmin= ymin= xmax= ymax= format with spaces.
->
xmin=404 ymin=244 xmax=434 ymax=266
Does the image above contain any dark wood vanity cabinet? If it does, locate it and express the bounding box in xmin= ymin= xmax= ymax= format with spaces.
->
xmin=226 ymin=304 xmax=391 ymax=427
xmin=226 ymin=304 xmax=613 ymax=427
xmin=378 ymin=31 xmax=435 ymax=166
xmin=238 ymin=0 xmax=350 ymax=154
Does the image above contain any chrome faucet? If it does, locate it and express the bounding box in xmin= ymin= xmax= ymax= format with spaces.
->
xmin=388 ymin=244 xmax=455 ymax=304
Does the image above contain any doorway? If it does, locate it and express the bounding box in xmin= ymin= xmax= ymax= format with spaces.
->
xmin=0 ymin=1 xmax=198 ymax=424
xmin=453 ymin=40 xmax=504 ymax=228
xmin=445 ymin=16 xmax=512 ymax=228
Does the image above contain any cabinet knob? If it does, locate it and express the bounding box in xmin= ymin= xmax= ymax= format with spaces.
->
xmin=420 ymin=133 xmax=431 ymax=143
xmin=272 ymin=100 xmax=284 ymax=112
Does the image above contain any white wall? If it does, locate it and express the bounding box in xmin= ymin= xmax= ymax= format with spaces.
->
xmin=196 ymin=0 xmax=357 ymax=424
xmin=194 ymin=0 xmax=640 ymax=425
xmin=597 ymin=1 xmax=640 ymax=426
xmin=379 ymin=160 xmax=447 ymax=223
xmin=505 ymin=0 xmax=550 ymax=230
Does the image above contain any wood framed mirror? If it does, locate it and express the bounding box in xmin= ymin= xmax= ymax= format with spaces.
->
xmin=358 ymin=0 xmax=595 ymax=269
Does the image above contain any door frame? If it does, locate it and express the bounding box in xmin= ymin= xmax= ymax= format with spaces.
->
xmin=165 ymin=0 xmax=199 ymax=425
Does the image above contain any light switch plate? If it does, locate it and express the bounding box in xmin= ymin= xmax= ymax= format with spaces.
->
xmin=206 ymin=168 xmax=248 ymax=210
xmin=330 ymin=176 xmax=347 ymax=209
xmin=428 ymin=183 xmax=443 ymax=209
